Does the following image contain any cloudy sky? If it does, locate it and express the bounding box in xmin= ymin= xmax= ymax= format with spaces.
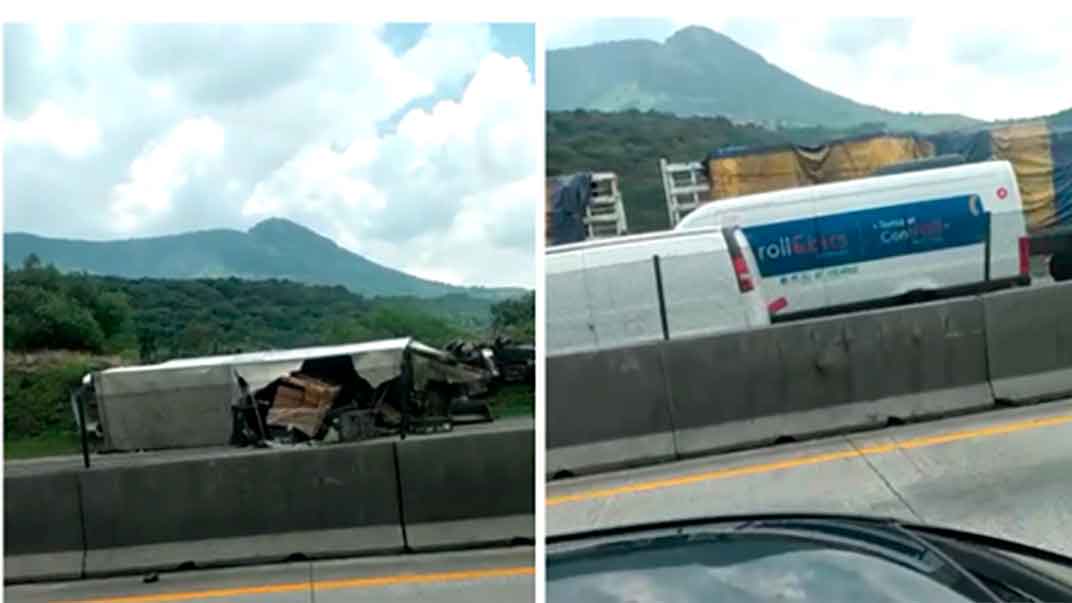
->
xmin=4 ymin=23 xmax=538 ymax=288
xmin=546 ymin=18 xmax=1072 ymax=121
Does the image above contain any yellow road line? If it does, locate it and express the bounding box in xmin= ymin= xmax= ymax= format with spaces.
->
xmin=55 ymin=566 xmax=534 ymax=603
xmin=547 ymin=413 xmax=1072 ymax=506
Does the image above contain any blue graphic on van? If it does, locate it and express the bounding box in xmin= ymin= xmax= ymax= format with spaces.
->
xmin=743 ymin=195 xmax=986 ymax=278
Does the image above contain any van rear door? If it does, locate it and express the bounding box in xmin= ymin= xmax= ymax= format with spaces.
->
xmin=582 ymin=243 xmax=665 ymax=350
xmin=658 ymin=231 xmax=750 ymax=338
xmin=984 ymin=163 xmax=1030 ymax=283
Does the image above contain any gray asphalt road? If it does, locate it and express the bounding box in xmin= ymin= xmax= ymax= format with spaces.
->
xmin=5 ymin=547 xmax=534 ymax=603
xmin=548 ymin=398 xmax=1072 ymax=557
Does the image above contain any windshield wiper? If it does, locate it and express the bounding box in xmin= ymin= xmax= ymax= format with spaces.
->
xmin=902 ymin=525 xmax=1072 ymax=603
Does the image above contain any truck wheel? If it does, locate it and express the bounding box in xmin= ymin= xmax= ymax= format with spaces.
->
xmin=1051 ymin=253 xmax=1072 ymax=282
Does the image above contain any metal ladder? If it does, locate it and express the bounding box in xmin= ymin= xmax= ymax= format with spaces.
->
xmin=584 ymin=172 xmax=629 ymax=239
xmin=660 ymin=158 xmax=714 ymax=228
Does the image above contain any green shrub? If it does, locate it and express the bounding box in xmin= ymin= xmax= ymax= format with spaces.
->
xmin=3 ymin=358 xmax=109 ymax=439
xmin=4 ymin=286 xmax=105 ymax=351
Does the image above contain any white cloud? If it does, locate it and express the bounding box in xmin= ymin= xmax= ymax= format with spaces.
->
xmin=149 ymin=82 xmax=175 ymax=101
xmin=241 ymin=52 xmax=538 ymax=287
xmin=307 ymin=27 xmax=437 ymax=127
xmin=6 ymin=24 xmax=537 ymax=288
xmin=5 ymin=100 xmax=101 ymax=158
xmin=243 ymin=143 xmax=386 ymax=229
xmin=401 ymin=23 xmax=495 ymax=88
xmin=109 ymin=117 xmax=225 ymax=232
xmin=35 ymin=23 xmax=66 ymax=60
xmin=703 ymin=17 xmax=1072 ymax=119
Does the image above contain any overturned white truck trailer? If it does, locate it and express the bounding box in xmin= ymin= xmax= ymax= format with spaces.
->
xmin=74 ymin=338 xmax=491 ymax=452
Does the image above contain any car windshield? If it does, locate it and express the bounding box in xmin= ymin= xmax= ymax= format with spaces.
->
xmin=550 ymin=532 xmax=979 ymax=603
xmin=549 ymin=515 xmax=1072 ymax=602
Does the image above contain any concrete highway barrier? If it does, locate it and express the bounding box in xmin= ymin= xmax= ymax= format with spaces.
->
xmin=546 ymin=344 xmax=676 ymax=475
xmin=79 ymin=441 xmax=405 ymax=577
xmin=545 ymin=295 xmax=1005 ymax=475
xmin=3 ymin=471 xmax=85 ymax=582
xmin=5 ymin=422 xmax=536 ymax=584
xmin=984 ymin=281 xmax=1072 ymax=402
xmin=395 ymin=426 xmax=534 ymax=551
xmin=665 ymin=297 xmax=994 ymax=457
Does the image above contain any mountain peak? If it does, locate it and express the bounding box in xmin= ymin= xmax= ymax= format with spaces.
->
xmin=247 ymin=215 xmax=340 ymax=246
xmin=547 ymin=25 xmax=982 ymax=132
xmin=249 ymin=217 xmax=311 ymax=236
xmin=666 ymin=25 xmax=721 ymax=44
xmin=664 ymin=25 xmax=758 ymax=60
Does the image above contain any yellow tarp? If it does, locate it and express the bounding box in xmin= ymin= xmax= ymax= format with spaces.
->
xmin=799 ymin=136 xmax=934 ymax=182
xmin=699 ymin=124 xmax=1071 ymax=232
xmin=707 ymin=135 xmax=935 ymax=199
xmin=710 ymin=149 xmax=805 ymax=198
xmin=990 ymin=121 xmax=1057 ymax=230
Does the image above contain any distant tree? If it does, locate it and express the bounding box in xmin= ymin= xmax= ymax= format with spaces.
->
xmin=32 ymin=292 xmax=104 ymax=351
xmin=4 ymin=281 xmax=105 ymax=352
xmin=490 ymin=292 xmax=535 ymax=340
xmin=178 ymin=321 xmax=216 ymax=357
xmin=14 ymin=257 xmax=64 ymax=292
xmin=4 ymin=265 xmax=489 ymax=359
xmin=66 ymin=275 xmax=99 ymax=307
xmin=136 ymin=326 xmax=160 ymax=363
xmin=319 ymin=317 xmax=378 ymax=345
xmin=359 ymin=306 xmax=462 ymax=347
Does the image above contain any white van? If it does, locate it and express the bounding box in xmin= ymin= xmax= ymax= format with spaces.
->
xmin=676 ymin=160 xmax=1031 ymax=320
xmin=546 ymin=225 xmax=769 ymax=355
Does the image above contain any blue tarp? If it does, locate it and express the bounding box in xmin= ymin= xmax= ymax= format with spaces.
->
xmin=1049 ymin=126 xmax=1072 ymax=229
xmin=549 ymin=172 xmax=592 ymax=246
xmin=926 ymin=129 xmax=993 ymax=163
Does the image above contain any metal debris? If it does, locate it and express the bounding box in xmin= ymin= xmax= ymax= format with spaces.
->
xmin=78 ymin=338 xmax=501 ymax=452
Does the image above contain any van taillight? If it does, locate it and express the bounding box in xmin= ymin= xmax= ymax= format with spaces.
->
xmin=1018 ymin=237 xmax=1031 ymax=276
xmin=732 ymin=255 xmax=754 ymax=292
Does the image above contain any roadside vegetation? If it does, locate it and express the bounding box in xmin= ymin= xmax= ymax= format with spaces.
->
xmin=3 ymin=257 xmax=534 ymax=456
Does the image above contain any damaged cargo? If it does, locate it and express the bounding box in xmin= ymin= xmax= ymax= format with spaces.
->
xmin=445 ymin=337 xmax=535 ymax=386
xmin=74 ymin=337 xmax=495 ymax=453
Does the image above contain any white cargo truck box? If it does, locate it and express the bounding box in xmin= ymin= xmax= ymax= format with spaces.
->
xmin=546 ymin=225 xmax=769 ymax=355
xmin=676 ymin=160 xmax=1031 ymax=319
